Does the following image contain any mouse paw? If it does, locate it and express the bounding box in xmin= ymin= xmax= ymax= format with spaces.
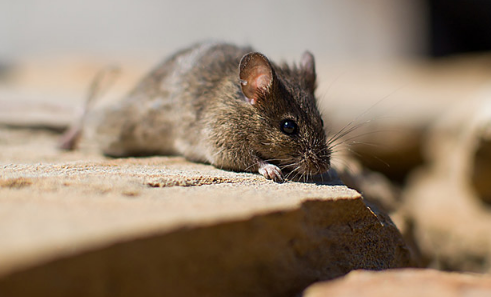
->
xmin=258 ymin=162 xmax=284 ymax=182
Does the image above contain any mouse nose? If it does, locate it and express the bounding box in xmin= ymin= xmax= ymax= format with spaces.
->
xmin=303 ymin=147 xmax=331 ymax=175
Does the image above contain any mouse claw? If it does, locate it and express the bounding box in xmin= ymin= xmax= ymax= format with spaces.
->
xmin=258 ymin=162 xmax=284 ymax=183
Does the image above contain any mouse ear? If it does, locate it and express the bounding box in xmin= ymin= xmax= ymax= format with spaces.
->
xmin=301 ymin=51 xmax=316 ymax=92
xmin=239 ymin=52 xmax=274 ymax=105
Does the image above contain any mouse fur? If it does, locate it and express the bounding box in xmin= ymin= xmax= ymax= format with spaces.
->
xmin=83 ymin=42 xmax=331 ymax=182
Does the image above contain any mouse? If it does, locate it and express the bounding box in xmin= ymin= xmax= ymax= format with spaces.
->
xmin=62 ymin=42 xmax=331 ymax=182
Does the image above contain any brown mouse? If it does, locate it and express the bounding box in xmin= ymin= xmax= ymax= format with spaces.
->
xmin=66 ymin=42 xmax=331 ymax=182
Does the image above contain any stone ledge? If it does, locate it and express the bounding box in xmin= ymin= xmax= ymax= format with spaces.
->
xmin=0 ymin=150 xmax=410 ymax=296
xmin=303 ymin=269 xmax=491 ymax=297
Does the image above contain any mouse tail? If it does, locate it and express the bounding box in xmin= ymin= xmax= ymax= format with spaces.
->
xmin=58 ymin=65 xmax=120 ymax=150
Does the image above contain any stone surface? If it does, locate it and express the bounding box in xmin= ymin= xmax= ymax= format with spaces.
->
xmin=332 ymin=156 xmax=424 ymax=267
xmin=0 ymin=127 xmax=411 ymax=297
xmin=403 ymin=89 xmax=491 ymax=272
xmin=324 ymin=54 xmax=491 ymax=183
xmin=303 ymin=269 xmax=491 ymax=297
xmin=14 ymin=52 xmax=491 ymax=295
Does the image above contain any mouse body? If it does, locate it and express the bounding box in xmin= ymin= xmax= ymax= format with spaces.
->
xmin=85 ymin=42 xmax=331 ymax=181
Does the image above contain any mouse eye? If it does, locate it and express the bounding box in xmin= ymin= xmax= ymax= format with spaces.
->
xmin=280 ymin=119 xmax=298 ymax=135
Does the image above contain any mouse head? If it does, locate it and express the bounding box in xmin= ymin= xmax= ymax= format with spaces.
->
xmin=239 ymin=51 xmax=331 ymax=179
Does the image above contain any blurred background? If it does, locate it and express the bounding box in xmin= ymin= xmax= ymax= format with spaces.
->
xmin=2 ymin=0 xmax=491 ymax=273
xmin=0 ymin=0 xmax=426 ymax=62
xmin=1 ymin=0 xmax=490 ymax=63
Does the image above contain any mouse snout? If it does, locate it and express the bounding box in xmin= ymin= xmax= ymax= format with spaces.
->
xmin=301 ymin=146 xmax=331 ymax=175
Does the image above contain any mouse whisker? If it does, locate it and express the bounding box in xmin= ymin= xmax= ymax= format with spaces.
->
xmin=291 ymin=166 xmax=305 ymax=182
xmin=327 ymin=119 xmax=373 ymax=146
xmin=345 ymin=147 xmax=390 ymax=168
xmin=284 ymin=165 xmax=300 ymax=181
xmin=328 ymin=85 xmax=403 ymax=145
xmin=331 ymin=159 xmax=357 ymax=177
xmin=329 ymin=129 xmax=392 ymax=150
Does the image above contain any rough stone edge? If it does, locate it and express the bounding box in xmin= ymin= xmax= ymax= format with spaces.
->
xmin=302 ymin=268 xmax=491 ymax=297
xmin=0 ymin=195 xmax=410 ymax=297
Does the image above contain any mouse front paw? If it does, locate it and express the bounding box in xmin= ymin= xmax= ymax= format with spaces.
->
xmin=258 ymin=162 xmax=284 ymax=182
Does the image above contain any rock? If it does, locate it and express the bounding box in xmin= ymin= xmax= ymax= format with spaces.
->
xmin=331 ymin=156 xmax=424 ymax=267
xmin=321 ymin=54 xmax=491 ymax=183
xmin=403 ymin=88 xmax=491 ymax=272
xmin=302 ymin=268 xmax=491 ymax=297
xmin=332 ymin=156 xmax=402 ymax=215
xmin=0 ymin=127 xmax=411 ymax=297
